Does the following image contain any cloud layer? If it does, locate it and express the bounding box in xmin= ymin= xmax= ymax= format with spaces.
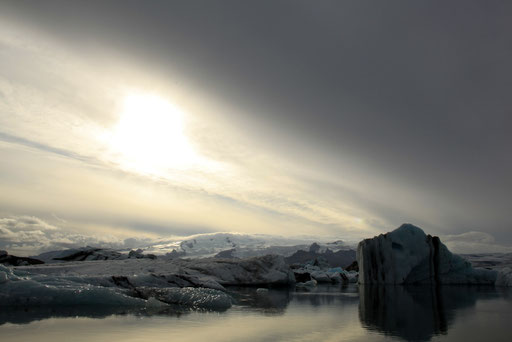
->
xmin=442 ymin=231 xmax=512 ymax=254
xmin=0 ymin=216 xmax=152 ymax=256
xmin=2 ymin=215 xmax=511 ymax=257
xmin=0 ymin=2 xmax=510 ymax=246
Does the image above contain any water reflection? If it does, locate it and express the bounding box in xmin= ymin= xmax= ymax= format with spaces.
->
xmin=292 ymin=284 xmax=359 ymax=307
xmin=358 ymin=285 xmax=506 ymax=341
xmin=0 ymin=287 xmax=292 ymax=326
xmin=229 ymin=287 xmax=291 ymax=315
xmin=2 ymin=285 xmax=511 ymax=342
xmin=0 ymin=305 xmax=199 ymax=326
xmin=0 ymin=285 xmax=356 ymax=325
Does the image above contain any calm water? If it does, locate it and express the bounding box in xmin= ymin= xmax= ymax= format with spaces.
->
xmin=1 ymin=285 xmax=511 ymax=342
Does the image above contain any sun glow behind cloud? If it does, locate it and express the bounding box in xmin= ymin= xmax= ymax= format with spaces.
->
xmin=106 ymin=93 xmax=218 ymax=177
xmin=0 ymin=18 xmax=386 ymax=246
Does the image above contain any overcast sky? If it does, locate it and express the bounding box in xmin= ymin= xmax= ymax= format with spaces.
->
xmin=1 ymin=1 xmax=511 ymax=255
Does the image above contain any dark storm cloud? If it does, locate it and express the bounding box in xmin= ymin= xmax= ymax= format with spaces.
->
xmin=2 ymin=1 xmax=511 ymax=240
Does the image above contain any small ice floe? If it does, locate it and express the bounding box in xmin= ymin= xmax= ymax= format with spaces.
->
xmin=295 ymin=279 xmax=317 ymax=289
xmin=142 ymin=287 xmax=233 ymax=310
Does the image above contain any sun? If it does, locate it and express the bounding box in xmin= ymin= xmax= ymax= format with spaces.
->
xmin=109 ymin=93 xmax=199 ymax=175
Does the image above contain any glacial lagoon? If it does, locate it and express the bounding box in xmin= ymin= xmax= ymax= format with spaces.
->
xmin=1 ymin=284 xmax=511 ymax=342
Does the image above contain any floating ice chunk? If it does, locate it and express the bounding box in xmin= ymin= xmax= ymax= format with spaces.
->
xmin=0 ymin=276 xmax=146 ymax=307
xmin=310 ymin=270 xmax=331 ymax=283
xmin=357 ymin=224 xmax=497 ymax=285
xmin=181 ymin=255 xmax=295 ymax=286
xmin=0 ymin=264 xmax=232 ymax=309
xmin=328 ymin=272 xmax=342 ymax=283
xmin=19 ymin=254 xmax=294 ymax=288
xmin=2 ymin=255 xmax=295 ymax=308
xmin=295 ymin=279 xmax=317 ymax=288
xmin=0 ymin=271 xmax=8 ymax=284
xmin=496 ymin=268 xmax=512 ymax=287
xmin=346 ymin=271 xmax=358 ymax=283
xmin=142 ymin=287 xmax=232 ymax=310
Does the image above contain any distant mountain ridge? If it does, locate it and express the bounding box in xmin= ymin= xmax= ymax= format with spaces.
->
xmin=144 ymin=232 xmax=356 ymax=259
xmin=28 ymin=232 xmax=358 ymax=263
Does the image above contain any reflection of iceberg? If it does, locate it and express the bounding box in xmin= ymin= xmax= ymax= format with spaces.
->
xmin=292 ymin=284 xmax=359 ymax=307
xmin=359 ymin=285 xmax=502 ymax=341
xmin=230 ymin=287 xmax=291 ymax=315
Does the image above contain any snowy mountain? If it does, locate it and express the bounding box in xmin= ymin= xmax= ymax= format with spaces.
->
xmin=28 ymin=232 xmax=357 ymax=264
xmin=144 ymin=232 xmax=355 ymax=259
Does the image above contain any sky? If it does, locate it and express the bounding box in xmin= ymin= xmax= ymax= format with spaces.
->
xmin=1 ymin=1 xmax=511 ymax=255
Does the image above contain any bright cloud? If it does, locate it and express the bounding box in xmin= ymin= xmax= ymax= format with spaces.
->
xmin=0 ymin=216 xmax=152 ymax=256
xmin=0 ymin=20 xmax=384 ymax=242
xmin=2 ymin=12 xmax=509 ymax=253
xmin=442 ymin=231 xmax=512 ymax=254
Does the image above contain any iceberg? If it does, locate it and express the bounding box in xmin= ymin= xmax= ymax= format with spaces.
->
xmin=357 ymin=224 xmax=498 ymax=285
xmin=496 ymin=267 xmax=512 ymax=286
xmin=0 ymin=263 xmax=231 ymax=309
xmin=137 ymin=287 xmax=232 ymax=310
xmin=0 ymin=254 xmax=294 ymax=309
xmin=0 ymin=264 xmax=146 ymax=306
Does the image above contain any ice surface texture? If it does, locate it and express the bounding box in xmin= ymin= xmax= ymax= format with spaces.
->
xmin=0 ymin=264 xmax=146 ymax=306
xmin=0 ymin=255 xmax=293 ymax=308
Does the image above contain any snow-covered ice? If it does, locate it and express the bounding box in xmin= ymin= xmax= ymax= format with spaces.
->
xmin=143 ymin=232 xmax=355 ymax=259
xmin=291 ymin=263 xmax=359 ymax=286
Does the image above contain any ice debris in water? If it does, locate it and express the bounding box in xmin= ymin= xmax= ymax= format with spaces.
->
xmin=0 ymin=264 xmax=232 ymax=309
xmin=143 ymin=287 xmax=232 ymax=310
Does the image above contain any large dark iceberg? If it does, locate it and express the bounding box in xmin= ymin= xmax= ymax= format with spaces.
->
xmin=357 ymin=224 xmax=498 ymax=285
